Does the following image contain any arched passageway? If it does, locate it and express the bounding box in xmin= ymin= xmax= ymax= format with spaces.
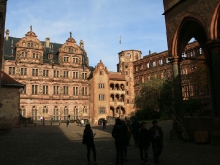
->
xmin=170 ymin=10 xmax=220 ymax=118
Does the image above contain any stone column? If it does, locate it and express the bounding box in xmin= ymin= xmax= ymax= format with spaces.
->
xmin=207 ymin=40 xmax=220 ymax=117
xmin=170 ymin=56 xmax=184 ymax=118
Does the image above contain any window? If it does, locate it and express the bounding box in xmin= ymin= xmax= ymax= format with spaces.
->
xmin=64 ymin=56 xmax=69 ymax=62
xmin=73 ymin=71 xmax=79 ymax=79
xmin=43 ymin=106 xmax=48 ymax=114
xmin=126 ymin=91 xmax=129 ymax=95
xmin=20 ymin=106 xmax=26 ymax=117
xmin=32 ymin=85 xmax=38 ymax=95
xmin=73 ymin=106 xmax=78 ymax=120
xmin=166 ymin=58 xmax=169 ymax=63
xmin=100 ymin=71 xmax=103 ymax=75
xmin=147 ymin=63 xmax=150 ymax=68
xmin=54 ymin=70 xmax=59 ymax=78
xmin=43 ymin=85 xmax=48 ymax=95
xmin=126 ymin=82 xmax=128 ymax=86
xmin=99 ymin=94 xmax=105 ymax=101
xmin=21 ymin=85 xmax=26 ymax=94
xmin=153 ymin=61 xmax=156 ymax=67
xmin=159 ymin=59 xmax=163 ymax=65
xmin=63 ymin=86 xmax=69 ymax=95
xmin=32 ymin=106 xmax=37 ymax=121
xmin=126 ymin=53 xmax=131 ymax=58
xmin=21 ymin=52 xmax=26 ymax=58
xmin=82 ymin=87 xmax=88 ymax=96
xmin=53 ymin=106 xmax=59 ymax=120
xmin=63 ymin=71 xmax=69 ymax=78
xmin=64 ymin=106 xmax=69 ymax=120
xmin=28 ymin=43 xmax=30 ymax=48
xmin=125 ymin=65 xmax=128 ymax=68
xmin=48 ymin=54 xmax=53 ymax=59
xmin=73 ymin=86 xmax=79 ymax=96
xmin=82 ymin=106 xmax=87 ymax=113
xmin=98 ymin=84 xmax=105 ymax=89
xmin=32 ymin=69 xmax=38 ymax=76
xmin=199 ymin=48 xmax=202 ymax=54
xmin=20 ymin=68 xmax=27 ymax=76
xmin=82 ymin=72 xmax=87 ymax=79
xmin=99 ymin=107 xmax=105 ymax=114
xmin=9 ymin=67 xmax=15 ymax=75
xmin=53 ymin=86 xmax=59 ymax=95
xmin=73 ymin=57 xmax=78 ymax=64
xmin=33 ymin=53 xmax=38 ymax=59
xmin=43 ymin=70 xmax=49 ymax=77
xmin=126 ymin=71 xmax=128 ymax=75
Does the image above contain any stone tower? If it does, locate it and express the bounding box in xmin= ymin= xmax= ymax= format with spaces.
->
xmin=117 ymin=50 xmax=142 ymax=115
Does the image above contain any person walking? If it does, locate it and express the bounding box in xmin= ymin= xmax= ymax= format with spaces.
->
xmin=138 ymin=122 xmax=151 ymax=165
xmin=66 ymin=115 xmax=70 ymax=127
xmin=112 ymin=118 xmax=127 ymax=165
xmin=125 ymin=120 xmax=132 ymax=149
xmin=102 ymin=119 xmax=106 ymax=129
xmin=149 ymin=120 xmax=163 ymax=164
xmin=132 ymin=118 xmax=141 ymax=147
xmin=82 ymin=124 xmax=98 ymax=165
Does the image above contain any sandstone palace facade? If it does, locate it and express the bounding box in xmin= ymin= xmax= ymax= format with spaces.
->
xmin=2 ymin=28 xmax=141 ymax=123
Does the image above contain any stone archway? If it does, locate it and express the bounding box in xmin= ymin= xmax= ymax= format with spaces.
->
xmin=170 ymin=16 xmax=209 ymax=118
xmin=210 ymin=2 xmax=220 ymax=39
xmin=110 ymin=106 xmax=115 ymax=117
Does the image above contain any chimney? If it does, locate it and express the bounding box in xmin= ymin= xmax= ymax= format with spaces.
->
xmin=46 ymin=37 xmax=50 ymax=48
xmin=5 ymin=29 xmax=9 ymax=40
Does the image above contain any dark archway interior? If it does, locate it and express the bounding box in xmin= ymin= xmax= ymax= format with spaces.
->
xmin=177 ymin=18 xmax=209 ymax=60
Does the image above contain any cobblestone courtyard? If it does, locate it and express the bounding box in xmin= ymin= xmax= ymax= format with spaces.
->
xmin=1 ymin=120 xmax=220 ymax=165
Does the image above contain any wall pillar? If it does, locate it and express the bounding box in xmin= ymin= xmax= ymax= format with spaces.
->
xmin=170 ymin=56 xmax=184 ymax=118
xmin=207 ymin=40 xmax=220 ymax=117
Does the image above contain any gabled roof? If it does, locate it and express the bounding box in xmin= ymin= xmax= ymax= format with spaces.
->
xmin=1 ymin=71 xmax=24 ymax=87
xmin=108 ymin=72 xmax=126 ymax=81
xmin=4 ymin=33 xmax=89 ymax=67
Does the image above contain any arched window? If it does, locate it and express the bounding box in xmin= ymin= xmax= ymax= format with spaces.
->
xmin=53 ymin=106 xmax=59 ymax=120
xmin=32 ymin=106 xmax=37 ymax=121
xmin=126 ymin=53 xmax=131 ymax=58
xmin=73 ymin=106 xmax=78 ymax=120
xmin=64 ymin=106 xmax=69 ymax=120
xmin=43 ymin=106 xmax=48 ymax=114
xmin=83 ymin=106 xmax=87 ymax=113
xmin=20 ymin=106 xmax=26 ymax=117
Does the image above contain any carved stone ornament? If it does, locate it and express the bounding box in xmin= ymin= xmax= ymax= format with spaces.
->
xmin=59 ymin=56 xmax=63 ymax=64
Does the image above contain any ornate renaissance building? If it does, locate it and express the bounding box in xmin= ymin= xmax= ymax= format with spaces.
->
xmin=3 ymin=28 xmax=91 ymax=121
xmin=2 ymin=28 xmax=141 ymax=124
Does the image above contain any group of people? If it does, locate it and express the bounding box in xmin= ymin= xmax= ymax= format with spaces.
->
xmin=82 ymin=118 xmax=163 ymax=165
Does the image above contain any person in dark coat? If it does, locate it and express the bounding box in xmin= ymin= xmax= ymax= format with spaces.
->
xmin=112 ymin=118 xmax=127 ymax=165
xmin=138 ymin=122 xmax=151 ymax=165
xmin=149 ymin=120 xmax=163 ymax=164
xmin=83 ymin=124 xmax=98 ymax=164
xmin=102 ymin=119 xmax=106 ymax=129
xmin=132 ymin=118 xmax=141 ymax=147
xmin=66 ymin=115 xmax=70 ymax=127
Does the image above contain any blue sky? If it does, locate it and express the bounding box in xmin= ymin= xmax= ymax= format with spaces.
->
xmin=5 ymin=0 xmax=167 ymax=71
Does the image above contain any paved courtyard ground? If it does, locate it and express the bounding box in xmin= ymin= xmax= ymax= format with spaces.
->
xmin=1 ymin=120 xmax=220 ymax=165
